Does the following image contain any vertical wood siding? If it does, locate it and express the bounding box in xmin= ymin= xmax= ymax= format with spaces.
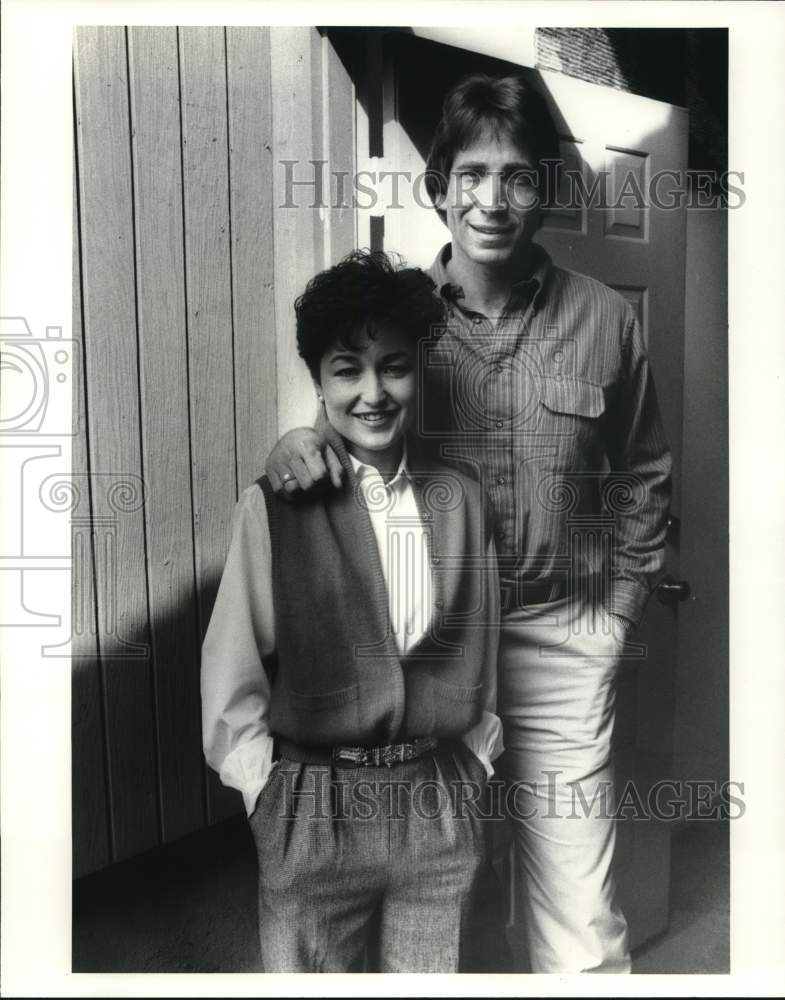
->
xmin=72 ymin=25 xmax=356 ymax=877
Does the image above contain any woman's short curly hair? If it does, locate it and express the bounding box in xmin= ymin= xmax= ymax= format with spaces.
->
xmin=295 ymin=249 xmax=446 ymax=379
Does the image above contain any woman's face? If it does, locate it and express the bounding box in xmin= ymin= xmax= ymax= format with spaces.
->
xmin=316 ymin=326 xmax=417 ymax=470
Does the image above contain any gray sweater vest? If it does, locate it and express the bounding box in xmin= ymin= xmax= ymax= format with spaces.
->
xmin=259 ymin=422 xmax=498 ymax=747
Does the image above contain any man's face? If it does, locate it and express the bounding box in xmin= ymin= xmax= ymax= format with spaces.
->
xmin=444 ymin=130 xmax=541 ymax=268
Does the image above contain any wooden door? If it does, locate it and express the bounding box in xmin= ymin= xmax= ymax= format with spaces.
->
xmin=363 ymin=31 xmax=688 ymax=958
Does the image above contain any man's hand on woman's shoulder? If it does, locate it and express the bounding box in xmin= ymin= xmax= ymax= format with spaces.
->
xmin=265 ymin=426 xmax=343 ymax=497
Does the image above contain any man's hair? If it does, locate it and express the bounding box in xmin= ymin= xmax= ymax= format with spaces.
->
xmin=295 ymin=249 xmax=445 ymax=380
xmin=425 ymin=73 xmax=562 ymax=221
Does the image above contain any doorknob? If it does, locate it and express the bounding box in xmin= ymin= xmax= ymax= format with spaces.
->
xmin=656 ymin=575 xmax=692 ymax=605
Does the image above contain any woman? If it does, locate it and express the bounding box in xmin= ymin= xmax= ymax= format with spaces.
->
xmin=201 ymin=250 xmax=502 ymax=973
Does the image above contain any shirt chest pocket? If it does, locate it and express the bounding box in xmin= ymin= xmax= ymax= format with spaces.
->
xmin=538 ymin=376 xmax=607 ymax=465
xmin=540 ymin=376 xmax=606 ymax=418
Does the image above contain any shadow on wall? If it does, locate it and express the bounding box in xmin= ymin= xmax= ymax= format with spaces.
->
xmin=72 ymin=571 xmax=247 ymax=880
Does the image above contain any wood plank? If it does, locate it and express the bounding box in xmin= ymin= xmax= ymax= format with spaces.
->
xmin=128 ymin=26 xmax=205 ymax=842
xmin=208 ymin=26 xmax=281 ymax=820
xmin=225 ymin=26 xmax=278 ymax=492
xmin=270 ymin=27 xmax=324 ymax=434
xmin=178 ymin=27 xmax=239 ymax=824
xmin=325 ymin=33 xmax=356 ymax=262
xmin=71 ymin=148 xmax=111 ymax=878
xmin=73 ymin=25 xmax=159 ymax=861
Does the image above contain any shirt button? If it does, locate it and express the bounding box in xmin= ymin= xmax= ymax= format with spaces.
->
xmin=495 ymin=420 xmax=503 ymax=428
xmin=495 ymin=365 xmax=504 ymax=374
xmin=432 ymin=557 xmax=440 ymax=566
xmin=553 ymin=350 xmax=564 ymax=362
xmin=554 ymin=373 xmax=563 ymax=382
xmin=473 ymin=317 xmax=482 ymax=325
xmin=497 ymin=476 xmax=506 ymax=485
xmin=435 ymin=599 xmax=444 ymax=609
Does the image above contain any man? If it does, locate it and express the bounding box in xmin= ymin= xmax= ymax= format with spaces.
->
xmin=266 ymin=73 xmax=672 ymax=973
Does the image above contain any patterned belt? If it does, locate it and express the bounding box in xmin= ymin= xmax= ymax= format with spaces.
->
xmin=279 ymin=736 xmax=439 ymax=769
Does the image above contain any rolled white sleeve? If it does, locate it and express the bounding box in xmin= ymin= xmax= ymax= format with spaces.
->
xmin=200 ymin=485 xmax=277 ymax=816
xmin=461 ymin=712 xmax=504 ymax=779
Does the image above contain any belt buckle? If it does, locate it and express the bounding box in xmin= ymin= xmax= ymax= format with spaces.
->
xmin=334 ymin=742 xmax=423 ymax=768
xmin=332 ymin=746 xmax=364 ymax=766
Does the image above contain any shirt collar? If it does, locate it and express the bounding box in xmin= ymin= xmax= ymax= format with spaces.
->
xmin=428 ymin=241 xmax=553 ymax=315
xmin=348 ymin=443 xmax=410 ymax=490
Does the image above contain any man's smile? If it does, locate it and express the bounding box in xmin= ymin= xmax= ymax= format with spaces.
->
xmin=469 ymin=222 xmax=515 ymax=235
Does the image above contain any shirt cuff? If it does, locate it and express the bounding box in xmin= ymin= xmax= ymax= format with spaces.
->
xmin=460 ymin=711 xmax=504 ymax=779
xmin=606 ymin=578 xmax=651 ymax=626
xmin=218 ymin=735 xmax=276 ymax=816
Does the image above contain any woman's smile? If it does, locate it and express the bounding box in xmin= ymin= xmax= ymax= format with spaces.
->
xmin=353 ymin=408 xmax=399 ymax=426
